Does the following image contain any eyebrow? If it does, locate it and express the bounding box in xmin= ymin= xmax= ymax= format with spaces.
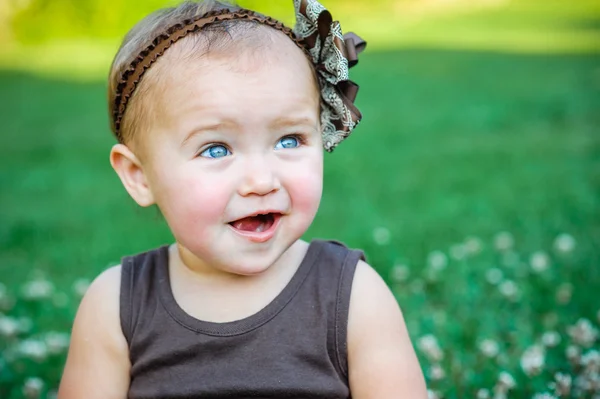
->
xmin=181 ymin=122 xmax=231 ymax=146
xmin=268 ymin=116 xmax=319 ymax=130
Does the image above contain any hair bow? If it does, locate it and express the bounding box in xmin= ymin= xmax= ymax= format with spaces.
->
xmin=294 ymin=0 xmax=367 ymax=151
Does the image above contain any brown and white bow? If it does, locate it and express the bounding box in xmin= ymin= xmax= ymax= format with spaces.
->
xmin=293 ymin=0 xmax=366 ymax=151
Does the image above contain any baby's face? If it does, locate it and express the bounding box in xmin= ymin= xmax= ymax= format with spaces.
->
xmin=140 ymin=32 xmax=323 ymax=274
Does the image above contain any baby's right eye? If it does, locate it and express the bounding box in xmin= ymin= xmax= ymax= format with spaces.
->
xmin=200 ymin=144 xmax=231 ymax=159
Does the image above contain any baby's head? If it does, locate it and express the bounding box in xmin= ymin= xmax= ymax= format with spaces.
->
xmin=107 ymin=0 xmax=364 ymax=273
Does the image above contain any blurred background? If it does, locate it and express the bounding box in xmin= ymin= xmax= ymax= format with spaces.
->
xmin=1 ymin=0 xmax=599 ymax=398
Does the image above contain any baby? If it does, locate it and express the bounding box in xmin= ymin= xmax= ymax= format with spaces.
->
xmin=58 ymin=0 xmax=427 ymax=397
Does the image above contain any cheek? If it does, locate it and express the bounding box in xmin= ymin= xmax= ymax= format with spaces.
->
xmin=153 ymin=169 xmax=232 ymax=235
xmin=286 ymin=157 xmax=323 ymax=218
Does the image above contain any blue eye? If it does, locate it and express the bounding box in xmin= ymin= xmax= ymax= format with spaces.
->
xmin=200 ymin=145 xmax=231 ymax=158
xmin=275 ymin=136 xmax=300 ymax=150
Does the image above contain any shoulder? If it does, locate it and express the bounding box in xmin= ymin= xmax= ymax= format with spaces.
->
xmin=82 ymin=265 xmax=122 ymax=315
xmin=58 ymin=265 xmax=130 ymax=398
xmin=73 ymin=265 xmax=124 ymax=347
xmin=346 ymin=260 xmax=428 ymax=398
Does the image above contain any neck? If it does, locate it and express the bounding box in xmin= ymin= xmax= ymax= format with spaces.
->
xmin=170 ymin=240 xmax=308 ymax=286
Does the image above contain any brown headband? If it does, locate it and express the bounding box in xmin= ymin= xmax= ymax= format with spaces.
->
xmin=112 ymin=9 xmax=309 ymax=142
xmin=112 ymin=0 xmax=366 ymax=151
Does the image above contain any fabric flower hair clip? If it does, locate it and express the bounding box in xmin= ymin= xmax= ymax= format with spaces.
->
xmin=294 ymin=0 xmax=367 ymax=151
xmin=111 ymin=0 xmax=366 ymax=152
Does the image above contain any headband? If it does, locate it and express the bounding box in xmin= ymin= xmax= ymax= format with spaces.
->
xmin=112 ymin=0 xmax=366 ymax=152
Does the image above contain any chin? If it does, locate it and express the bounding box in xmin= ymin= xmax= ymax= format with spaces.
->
xmin=222 ymin=237 xmax=298 ymax=276
xmin=225 ymin=263 xmax=272 ymax=276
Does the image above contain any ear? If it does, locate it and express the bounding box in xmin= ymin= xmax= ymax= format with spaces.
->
xmin=109 ymin=144 xmax=155 ymax=207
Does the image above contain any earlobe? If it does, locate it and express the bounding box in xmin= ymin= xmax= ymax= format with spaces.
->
xmin=109 ymin=144 xmax=155 ymax=207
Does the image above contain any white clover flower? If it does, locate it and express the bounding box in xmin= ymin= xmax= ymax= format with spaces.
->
xmin=494 ymin=232 xmax=514 ymax=251
xmin=18 ymin=339 xmax=48 ymax=362
xmin=520 ymin=345 xmax=545 ymax=376
xmin=541 ymin=331 xmax=561 ymax=348
xmin=497 ymin=371 xmax=516 ymax=389
xmin=531 ymin=393 xmax=557 ymax=399
xmin=449 ymin=244 xmax=467 ymax=261
xmin=549 ymin=372 xmax=572 ymax=397
xmin=464 ymin=236 xmax=483 ymax=255
xmin=21 ymin=279 xmax=54 ymax=300
xmin=427 ymin=251 xmax=448 ymax=272
xmin=22 ymin=377 xmax=44 ymax=399
xmin=476 ymin=388 xmax=491 ymax=399
xmin=587 ymin=373 xmax=600 ymax=399
xmin=72 ymin=278 xmax=91 ymax=297
xmin=417 ymin=334 xmax=444 ymax=362
xmin=485 ymin=268 xmax=504 ymax=285
xmin=574 ymin=372 xmax=599 ymax=394
xmin=478 ymin=339 xmax=500 ymax=358
xmin=567 ymin=318 xmax=599 ymax=348
xmin=555 ymin=283 xmax=573 ymax=304
xmin=566 ymin=345 xmax=581 ymax=363
xmin=427 ymin=390 xmax=441 ymax=399
xmin=499 ymin=280 xmax=519 ymax=301
xmin=429 ymin=364 xmax=446 ymax=381
xmin=581 ymin=349 xmax=600 ymax=373
xmin=390 ymin=264 xmax=410 ymax=282
xmin=44 ymin=332 xmax=70 ymax=355
xmin=0 ymin=316 xmax=19 ymax=338
xmin=553 ymin=233 xmax=576 ymax=254
xmin=372 ymin=227 xmax=391 ymax=246
xmin=530 ymin=251 xmax=550 ymax=273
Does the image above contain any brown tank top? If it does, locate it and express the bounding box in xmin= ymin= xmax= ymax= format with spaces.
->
xmin=120 ymin=240 xmax=365 ymax=399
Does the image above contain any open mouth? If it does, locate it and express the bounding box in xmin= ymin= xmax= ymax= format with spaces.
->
xmin=228 ymin=213 xmax=280 ymax=233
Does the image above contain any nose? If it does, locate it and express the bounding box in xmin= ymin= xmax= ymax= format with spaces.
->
xmin=237 ymin=155 xmax=281 ymax=197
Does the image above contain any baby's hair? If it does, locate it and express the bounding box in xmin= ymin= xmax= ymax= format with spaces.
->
xmin=107 ymin=0 xmax=284 ymax=150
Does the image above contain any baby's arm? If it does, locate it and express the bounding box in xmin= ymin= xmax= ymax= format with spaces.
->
xmin=58 ymin=266 xmax=130 ymax=399
xmin=347 ymin=261 xmax=428 ymax=398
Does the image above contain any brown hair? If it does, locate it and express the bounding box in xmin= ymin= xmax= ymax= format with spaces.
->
xmin=107 ymin=0 xmax=282 ymax=149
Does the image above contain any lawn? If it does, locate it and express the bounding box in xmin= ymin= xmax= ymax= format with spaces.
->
xmin=1 ymin=0 xmax=600 ymax=396
xmin=1 ymin=46 xmax=598 ymax=397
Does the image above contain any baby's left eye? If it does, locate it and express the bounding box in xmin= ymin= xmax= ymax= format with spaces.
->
xmin=275 ymin=136 xmax=300 ymax=150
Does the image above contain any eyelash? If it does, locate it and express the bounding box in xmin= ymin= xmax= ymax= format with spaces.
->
xmin=196 ymin=134 xmax=308 ymax=158
xmin=287 ymin=134 xmax=307 ymax=146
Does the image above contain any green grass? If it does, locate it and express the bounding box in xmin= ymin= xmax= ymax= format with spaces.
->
xmin=1 ymin=0 xmax=599 ymax=81
xmin=1 ymin=47 xmax=599 ymax=397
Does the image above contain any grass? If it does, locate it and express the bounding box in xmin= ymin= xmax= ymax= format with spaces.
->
xmin=0 ymin=46 xmax=599 ymax=397
xmin=1 ymin=1 xmax=599 ymax=397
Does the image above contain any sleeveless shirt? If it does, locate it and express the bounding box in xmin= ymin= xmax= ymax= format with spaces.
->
xmin=120 ymin=240 xmax=365 ymax=399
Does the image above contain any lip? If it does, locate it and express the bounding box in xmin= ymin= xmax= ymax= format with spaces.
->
xmin=229 ymin=209 xmax=285 ymax=221
xmin=227 ymin=212 xmax=282 ymax=243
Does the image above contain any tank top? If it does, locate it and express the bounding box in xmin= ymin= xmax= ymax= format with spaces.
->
xmin=120 ymin=240 xmax=365 ymax=399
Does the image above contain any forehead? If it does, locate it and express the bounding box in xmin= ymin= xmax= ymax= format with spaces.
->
xmin=145 ymin=27 xmax=320 ymax=138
